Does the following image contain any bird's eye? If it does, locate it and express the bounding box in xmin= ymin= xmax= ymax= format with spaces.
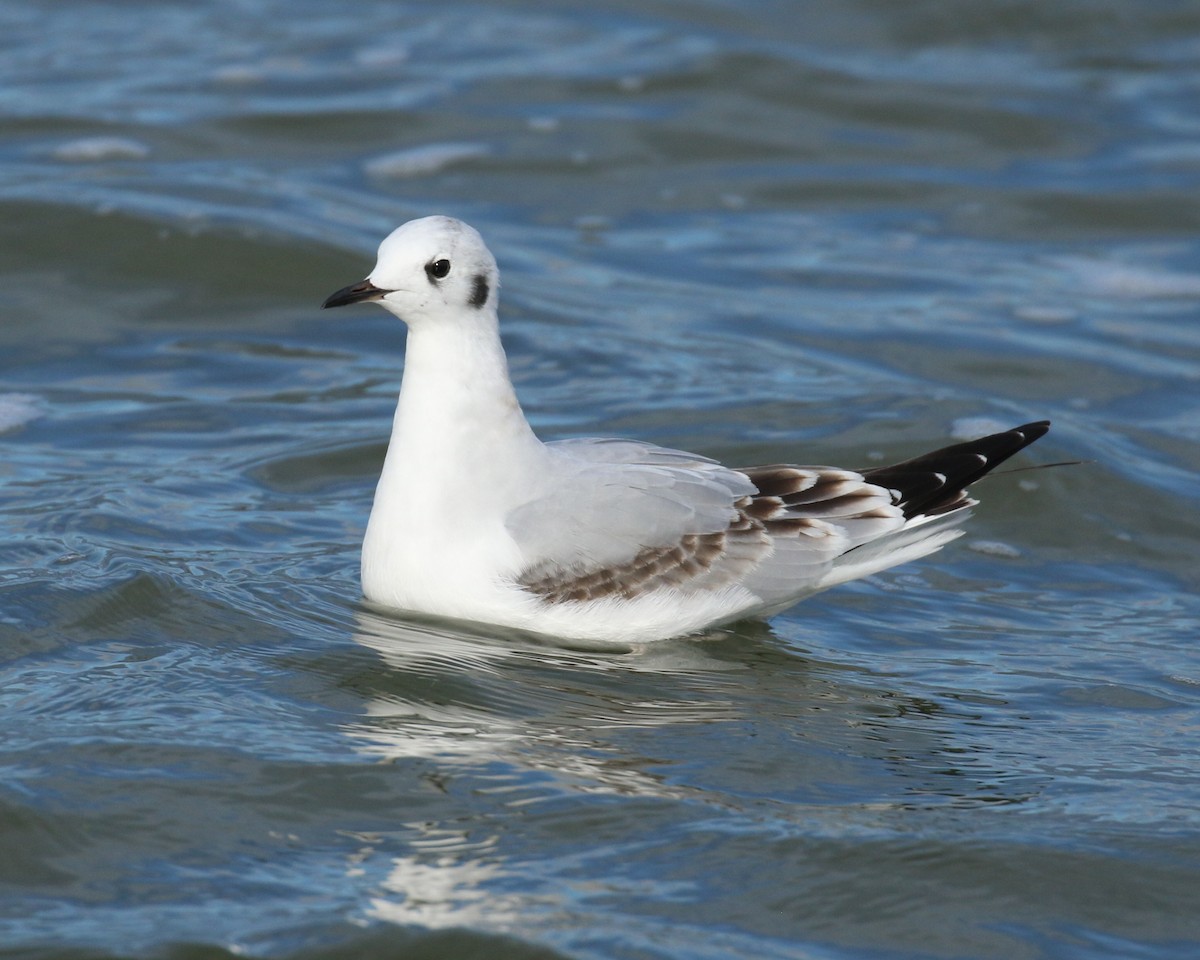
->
xmin=425 ymin=258 xmax=451 ymax=281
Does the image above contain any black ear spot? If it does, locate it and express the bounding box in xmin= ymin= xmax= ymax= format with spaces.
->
xmin=468 ymin=274 xmax=489 ymax=308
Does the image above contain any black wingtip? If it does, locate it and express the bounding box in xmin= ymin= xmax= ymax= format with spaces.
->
xmin=1016 ymin=420 xmax=1051 ymax=442
xmin=862 ymin=420 xmax=1051 ymax=519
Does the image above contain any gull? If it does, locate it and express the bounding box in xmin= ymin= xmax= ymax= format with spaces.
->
xmin=323 ymin=216 xmax=1049 ymax=644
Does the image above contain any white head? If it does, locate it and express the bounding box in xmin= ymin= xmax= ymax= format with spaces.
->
xmin=322 ymin=216 xmax=499 ymax=325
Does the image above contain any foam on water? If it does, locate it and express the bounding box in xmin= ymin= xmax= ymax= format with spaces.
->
xmin=50 ymin=137 xmax=151 ymax=162
xmin=364 ymin=143 xmax=491 ymax=178
xmin=0 ymin=393 xmax=41 ymax=432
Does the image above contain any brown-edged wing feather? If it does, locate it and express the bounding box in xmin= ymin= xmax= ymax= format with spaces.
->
xmin=519 ymin=502 xmax=771 ymax=602
xmin=518 ymin=468 xmax=896 ymax=605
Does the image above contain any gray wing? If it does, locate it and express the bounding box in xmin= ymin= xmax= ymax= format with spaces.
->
xmin=505 ymin=438 xmax=905 ymax=605
xmin=506 ymin=439 xmax=758 ymax=594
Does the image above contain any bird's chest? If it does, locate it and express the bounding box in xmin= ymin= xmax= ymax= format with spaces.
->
xmin=359 ymin=472 xmax=526 ymax=616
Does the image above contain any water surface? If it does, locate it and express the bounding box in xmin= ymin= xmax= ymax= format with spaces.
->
xmin=2 ymin=2 xmax=1199 ymax=958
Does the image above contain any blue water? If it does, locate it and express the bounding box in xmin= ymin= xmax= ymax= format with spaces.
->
xmin=2 ymin=1 xmax=1200 ymax=958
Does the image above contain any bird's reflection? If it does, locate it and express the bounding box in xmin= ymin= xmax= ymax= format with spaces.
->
xmin=336 ymin=605 xmax=1042 ymax=927
xmin=340 ymin=605 xmax=1038 ymax=807
xmin=343 ymin=606 xmax=746 ymax=793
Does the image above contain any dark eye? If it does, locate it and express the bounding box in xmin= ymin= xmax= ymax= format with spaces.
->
xmin=425 ymin=258 xmax=451 ymax=281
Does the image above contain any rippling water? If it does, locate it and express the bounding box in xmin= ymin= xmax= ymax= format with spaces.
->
xmin=3 ymin=1 xmax=1200 ymax=958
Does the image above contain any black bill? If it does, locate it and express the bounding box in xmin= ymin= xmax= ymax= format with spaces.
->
xmin=322 ymin=279 xmax=386 ymax=309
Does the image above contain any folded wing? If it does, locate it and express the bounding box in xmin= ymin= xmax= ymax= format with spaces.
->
xmin=505 ymin=422 xmax=1049 ymax=613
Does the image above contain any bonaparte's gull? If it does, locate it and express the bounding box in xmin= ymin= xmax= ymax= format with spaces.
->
xmin=323 ymin=216 xmax=1048 ymax=643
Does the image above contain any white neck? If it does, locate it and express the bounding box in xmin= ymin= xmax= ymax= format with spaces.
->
xmin=362 ymin=313 xmax=544 ymax=597
xmin=390 ymin=314 xmax=539 ymax=475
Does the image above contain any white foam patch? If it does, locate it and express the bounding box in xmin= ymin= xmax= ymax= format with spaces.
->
xmin=51 ymin=136 xmax=150 ymax=162
xmin=212 ymin=64 xmax=263 ymax=85
xmin=1060 ymin=257 xmax=1200 ymax=298
xmin=0 ymin=393 xmax=42 ymax=432
xmin=364 ymin=143 xmax=490 ymax=178
xmin=967 ymin=539 xmax=1022 ymax=559
xmin=1014 ymin=304 xmax=1077 ymax=325
xmin=949 ymin=416 xmax=1009 ymax=441
xmin=354 ymin=44 xmax=410 ymax=68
